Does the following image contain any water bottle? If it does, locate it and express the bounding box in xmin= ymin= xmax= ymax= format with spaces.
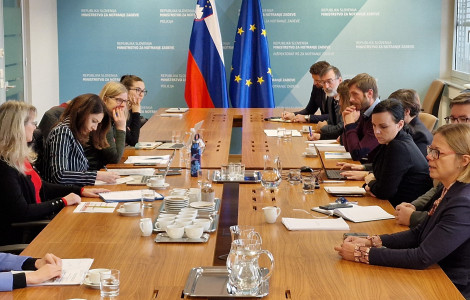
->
xmin=190 ymin=134 xmax=201 ymax=177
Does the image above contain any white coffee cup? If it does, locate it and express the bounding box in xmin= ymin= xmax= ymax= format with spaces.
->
xmin=188 ymin=188 xmax=201 ymax=203
xmin=123 ymin=202 xmax=140 ymax=213
xmin=192 ymin=219 xmax=211 ymax=231
xmin=180 ymin=207 xmax=198 ymax=214
xmin=170 ymin=188 xmax=187 ymax=196
xmin=158 ymin=214 xmax=177 ymax=219
xmin=262 ymin=206 xmax=281 ymax=224
xmin=148 ymin=175 xmax=165 ymax=187
xmin=87 ymin=268 xmax=109 ymax=285
xmin=155 ymin=217 xmax=175 ymax=230
xmin=185 ymin=224 xmax=204 ymax=239
xmin=175 ymin=219 xmax=193 ymax=226
xmin=139 ymin=218 xmax=153 ymax=236
xmin=177 ymin=212 xmax=197 ymax=219
xmin=166 ymin=224 xmax=185 ymax=239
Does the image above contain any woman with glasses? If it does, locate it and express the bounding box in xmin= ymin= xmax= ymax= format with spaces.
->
xmin=43 ymin=94 xmax=120 ymax=186
xmin=335 ymin=123 xmax=470 ymax=298
xmin=120 ymin=75 xmax=147 ymax=146
xmin=84 ymin=81 xmax=128 ymax=170
xmin=0 ymin=101 xmax=109 ymax=245
xmin=339 ymin=99 xmax=432 ymax=206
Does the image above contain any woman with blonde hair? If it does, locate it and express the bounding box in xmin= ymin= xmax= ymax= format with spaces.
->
xmin=335 ymin=123 xmax=470 ymax=298
xmin=0 ymin=101 xmax=109 ymax=245
xmin=85 ymin=81 xmax=128 ymax=170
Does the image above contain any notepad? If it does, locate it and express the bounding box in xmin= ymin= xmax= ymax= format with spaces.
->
xmin=324 ymin=152 xmax=352 ymax=159
xmin=124 ymin=155 xmax=170 ymax=164
xmin=160 ymin=113 xmax=183 ymax=117
xmin=264 ymin=129 xmax=302 ymax=137
xmin=324 ymin=186 xmax=366 ymax=196
xmin=282 ymin=217 xmax=350 ymax=231
xmin=107 ymin=168 xmax=156 ymax=176
xmin=165 ymin=107 xmax=189 ymax=113
xmin=311 ymin=205 xmax=394 ymax=223
xmin=134 ymin=142 xmax=161 ymax=150
xmin=99 ymin=190 xmax=164 ymax=202
xmin=314 ymin=144 xmax=346 ymax=152
xmin=14 ymin=258 xmax=94 ymax=286
xmin=74 ymin=202 xmax=118 ymax=213
xmin=94 ymin=176 xmax=135 ymax=186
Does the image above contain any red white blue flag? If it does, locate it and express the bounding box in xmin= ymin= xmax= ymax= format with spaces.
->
xmin=185 ymin=0 xmax=228 ymax=108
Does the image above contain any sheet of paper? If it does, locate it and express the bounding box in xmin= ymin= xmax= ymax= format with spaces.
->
xmin=165 ymin=107 xmax=189 ymax=113
xmin=305 ymin=139 xmax=338 ymax=144
xmin=324 ymin=186 xmax=366 ymax=195
xmin=124 ymin=155 xmax=170 ymax=164
xmin=74 ymin=202 xmax=118 ymax=213
xmin=99 ymin=189 xmax=163 ymax=202
xmin=315 ymin=144 xmax=346 ymax=152
xmin=324 ymin=152 xmax=352 ymax=159
xmin=264 ymin=129 xmax=302 ymax=137
xmin=14 ymin=258 xmax=94 ymax=286
xmin=94 ymin=176 xmax=135 ymax=186
xmin=281 ymin=217 xmax=350 ymax=231
xmin=159 ymin=113 xmax=183 ymax=117
xmin=106 ymin=168 xmax=156 ymax=176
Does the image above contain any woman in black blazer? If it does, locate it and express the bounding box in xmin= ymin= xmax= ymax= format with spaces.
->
xmin=339 ymin=99 xmax=432 ymax=206
xmin=0 ymin=101 xmax=108 ymax=245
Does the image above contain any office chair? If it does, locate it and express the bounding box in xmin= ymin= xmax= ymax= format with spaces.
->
xmin=421 ymin=80 xmax=445 ymax=117
xmin=418 ymin=112 xmax=439 ymax=132
xmin=0 ymin=220 xmax=50 ymax=254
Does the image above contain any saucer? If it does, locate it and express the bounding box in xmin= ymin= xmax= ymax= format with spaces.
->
xmin=117 ymin=207 xmax=141 ymax=216
xmin=147 ymin=182 xmax=169 ymax=190
xmin=82 ymin=277 xmax=100 ymax=289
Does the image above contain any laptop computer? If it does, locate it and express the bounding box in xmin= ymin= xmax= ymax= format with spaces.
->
xmin=127 ymin=150 xmax=178 ymax=185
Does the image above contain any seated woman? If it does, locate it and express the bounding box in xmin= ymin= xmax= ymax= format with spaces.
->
xmin=85 ymin=81 xmax=128 ymax=170
xmin=0 ymin=252 xmax=63 ymax=291
xmin=334 ymin=123 xmax=470 ymax=298
xmin=339 ymin=99 xmax=432 ymax=206
xmin=120 ymin=74 xmax=147 ymax=146
xmin=389 ymin=89 xmax=432 ymax=157
xmin=43 ymin=94 xmax=120 ymax=186
xmin=0 ymin=101 xmax=109 ymax=245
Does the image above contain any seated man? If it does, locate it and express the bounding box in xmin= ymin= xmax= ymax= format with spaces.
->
xmin=282 ymin=61 xmax=329 ymax=123
xmin=342 ymin=73 xmax=380 ymax=161
xmin=395 ymin=92 xmax=470 ymax=227
xmin=307 ymin=65 xmax=344 ymax=140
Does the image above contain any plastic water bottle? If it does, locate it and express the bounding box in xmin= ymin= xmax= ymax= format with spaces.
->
xmin=191 ymin=134 xmax=201 ymax=177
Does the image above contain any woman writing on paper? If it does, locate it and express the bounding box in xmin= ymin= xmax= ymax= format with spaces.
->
xmin=335 ymin=123 xmax=470 ymax=298
xmin=338 ymin=99 xmax=432 ymax=206
xmin=120 ymin=74 xmax=147 ymax=146
xmin=0 ymin=101 xmax=108 ymax=245
xmin=43 ymin=94 xmax=120 ymax=186
xmin=85 ymin=81 xmax=128 ymax=170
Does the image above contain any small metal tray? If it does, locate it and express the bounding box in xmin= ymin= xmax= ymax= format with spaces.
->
xmin=153 ymin=214 xmax=219 ymax=233
xmin=154 ymin=233 xmax=210 ymax=243
xmin=212 ymin=170 xmax=261 ymax=183
xmin=183 ymin=266 xmax=269 ymax=298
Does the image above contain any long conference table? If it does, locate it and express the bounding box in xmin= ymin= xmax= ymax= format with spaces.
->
xmin=13 ymin=108 xmax=463 ymax=299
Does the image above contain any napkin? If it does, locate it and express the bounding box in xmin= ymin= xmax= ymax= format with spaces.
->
xmin=281 ymin=217 xmax=350 ymax=231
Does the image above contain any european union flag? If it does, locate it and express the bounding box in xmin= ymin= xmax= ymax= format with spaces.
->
xmin=229 ymin=0 xmax=275 ymax=108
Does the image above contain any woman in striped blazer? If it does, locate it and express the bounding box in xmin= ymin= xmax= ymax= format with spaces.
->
xmin=43 ymin=94 xmax=120 ymax=186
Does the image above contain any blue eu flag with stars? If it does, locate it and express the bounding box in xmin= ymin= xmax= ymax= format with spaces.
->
xmin=229 ymin=0 xmax=275 ymax=108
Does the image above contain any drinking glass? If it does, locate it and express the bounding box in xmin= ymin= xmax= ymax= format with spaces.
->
xmin=171 ymin=130 xmax=182 ymax=143
xmin=283 ymin=129 xmax=292 ymax=142
xmin=141 ymin=189 xmax=155 ymax=208
xmin=287 ymin=169 xmax=302 ymax=185
xmin=276 ymin=128 xmax=285 ymax=139
xmin=302 ymin=176 xmax=316 ymax=194
xmin=100 ymin=269 xmax=120 ymax=297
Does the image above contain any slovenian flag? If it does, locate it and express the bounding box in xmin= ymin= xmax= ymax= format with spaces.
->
xmin=229 ymin=0 xmax=275 ymax=108
xmin=185 ymin=0 xmax=229 ymax=108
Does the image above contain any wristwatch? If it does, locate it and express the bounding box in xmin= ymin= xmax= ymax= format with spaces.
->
xmin=305 ymin=115 xmax=310 ymax=121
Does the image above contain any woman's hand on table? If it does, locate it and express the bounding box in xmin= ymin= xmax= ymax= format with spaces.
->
xmin=395 ymin=203 xmax=416 ymax=226
xmin=63 ymin=193 xmax=81 ymax=205
xmin=337 ymin=162 xmax=365 ymax=171
xmin=97 ymin=171 xmax=120 ymax=184
xmin=340 ymin=170 xmax=368 ymax=180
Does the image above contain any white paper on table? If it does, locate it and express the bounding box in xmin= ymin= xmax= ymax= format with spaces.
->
xmin=305 ymin=139 xmax=338 ymax=144
xmin=165 ymin=107 xmax=189 ymax=113
xmin=314 ymin=144 xmax=346 ymax=152
xmin=159 ymin=113 xmax=183 ymax=117
xmin=312 ymin=205 xmax=394 ymax=223
xmin=74 ymin=202 xmax=119 ymax=213
xmin=324 ymin=152 xmax=352 ymax=159
xmin=324 ymin=186 xmax=366 ymax=195
xmin=264 ymin=129 xmax=302 ymax=137
xmin=282 ymin=217 xmax=350 ymax=231
xmin=98 ymin=189 xmax=164 ymax=202
xmin=94 ymin=176 xmax=135 ymax=186
xmin=106 ymin=168 xmax=156 ymax=176
xmin=13 ymin=258 xmax=94 ymax=286
xmin=124 ymin=155 xmax=170 ymax=164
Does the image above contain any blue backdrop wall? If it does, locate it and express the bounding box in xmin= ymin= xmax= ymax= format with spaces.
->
xmin=58 ymin=0 xmax=441 ymax=118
